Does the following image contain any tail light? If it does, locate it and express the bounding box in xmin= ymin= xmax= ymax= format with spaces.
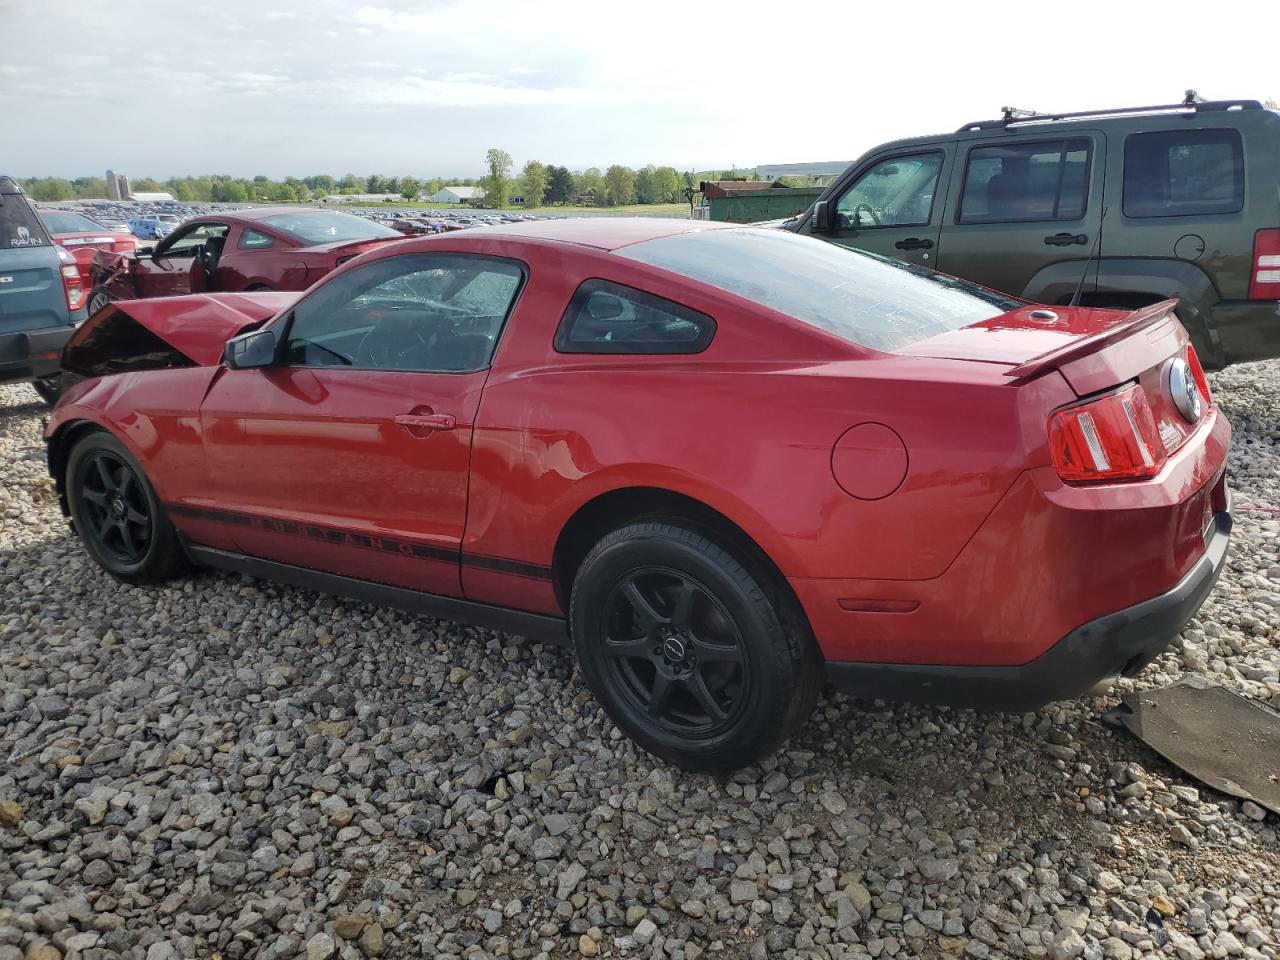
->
xmin=1185 ymin=343 xmax=1212 ymax=406
xmin=1248 ymin=228 xmax=1280 ymax=300
xmin=56 ymin=246 xmax=85 ymax=313
xmin=1049 ymin=383 xmax=1166 ymax=483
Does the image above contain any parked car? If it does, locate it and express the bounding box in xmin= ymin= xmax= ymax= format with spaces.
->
xmin=0 ymin=177 xmax=88 ymax=404
xmin=791 ymin=93 xmax=1280 ymax=367
xmin=127 ymin=217 xmax=171 ymax=241
xmin=46 ymin=219 xmax=1230 ymax=771
xmin=39 ymin=209 xmax=138 ymax=291
xmin=92 ymin=207 xmax=405 ymax=308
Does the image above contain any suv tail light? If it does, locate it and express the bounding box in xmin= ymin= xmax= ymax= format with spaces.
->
xmin=1248 ymin=228 xmax=1280 ymax=300
xmin=1049 ymin=383 xmax=1166 ymax=483
xmin=56 ymin=246 xmax=85 ymax=313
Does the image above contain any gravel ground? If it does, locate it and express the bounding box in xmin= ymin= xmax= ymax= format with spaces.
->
xmin=1 ymin=364 xmax=1277 ymax=960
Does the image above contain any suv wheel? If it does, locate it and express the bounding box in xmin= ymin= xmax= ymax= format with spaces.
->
xmin=571 ymin=521 xmax=822 ymax=772
xmin=66 ymin=431 xmax=187 ymax=584
xmin=31 ymin=377 xmax=63 ymax=406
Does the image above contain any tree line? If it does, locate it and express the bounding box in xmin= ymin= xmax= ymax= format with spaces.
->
xmin=19 ymin=157 xmax=754 ymax=208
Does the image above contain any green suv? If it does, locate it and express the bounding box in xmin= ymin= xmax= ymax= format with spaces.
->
xmin=791 ymin=94 xmax=1280 ymax=367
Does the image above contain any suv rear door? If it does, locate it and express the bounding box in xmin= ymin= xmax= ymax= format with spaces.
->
xmin=809 ymin=147 xmax=954 ymax=267
xmin=0 ymin=186 xmax=66 ymax=339
xmin=933 ymin=131 xmax=1106 ymax=301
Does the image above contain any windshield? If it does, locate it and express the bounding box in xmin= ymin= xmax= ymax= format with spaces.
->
xmin=617 ymin=228 xmax=1022 ymax=351
xmin=259 ymin=211 xmax=400 ymax=245
xmin=40 ymin=211 xmax=106 ymax=233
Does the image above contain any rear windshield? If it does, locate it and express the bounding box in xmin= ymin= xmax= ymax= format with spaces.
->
xmin=258 ymin=211 xmax=400 ymax=245
xmin=0 ymin=195 xmax=52 ymax=249
xmin=40 ymin=211 xmax=105 ymax=233
xmin=617 ymin=228 xmax=1020 ymax=351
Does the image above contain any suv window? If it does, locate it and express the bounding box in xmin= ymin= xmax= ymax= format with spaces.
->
xmin=835 ymin=153 xmax=943 ymax=229
xmin=0 ymin=195 xmax=52 ymax=249
xmin=1123 ymin=129 xmax=1244 ymax=218
xmin=555 ymin=279 xmax=715 ymax=354
xmin=284 ymin=253 xmax=524 ymax=372
xmin=959 ymin=139 xmax=1091 ymax=223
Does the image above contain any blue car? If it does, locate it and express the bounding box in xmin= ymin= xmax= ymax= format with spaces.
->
xmin=126 ymin=217 xmax=171 ymax=240
xmin=0 ymin=177 xmax=89 ymax=403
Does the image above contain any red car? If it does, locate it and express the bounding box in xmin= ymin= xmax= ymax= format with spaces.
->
xmin=39 ymin=209 xmax=138 ymax=291
xmin=89 ymin=207 xmax=404 ymax=313
xmin=45 ymin=219 xmax=1231 ymax=771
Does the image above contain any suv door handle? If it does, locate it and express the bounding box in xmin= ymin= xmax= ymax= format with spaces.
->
xmin=894 ymin=237 xmax=934 ymax=250
xmin=1044 ymin=232 xmax=1088 ymax=246
xmin=394 ymin=413 xmax=456 ymax=433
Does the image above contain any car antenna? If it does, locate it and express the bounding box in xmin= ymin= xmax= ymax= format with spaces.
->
xmin=1068 ymin=205 xmax=1107 ymax=308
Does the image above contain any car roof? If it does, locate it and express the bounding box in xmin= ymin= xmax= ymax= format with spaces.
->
xmin=459 ymin=217 xmax=737 ymax=252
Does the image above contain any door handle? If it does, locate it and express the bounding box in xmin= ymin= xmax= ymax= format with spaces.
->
xmin=394 ymin=413 xmax=456 ymax=433
xmin=1044 ymin=232 xmax=1088 ymax=246
xmin=894 ymin=237 xmax=934 ymax=250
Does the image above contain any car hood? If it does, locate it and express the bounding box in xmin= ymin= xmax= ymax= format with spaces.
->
xmin=63 ymin=291 xmax=300 ymax=375
xmin=297 ymin=236 xmax=404 ymax=256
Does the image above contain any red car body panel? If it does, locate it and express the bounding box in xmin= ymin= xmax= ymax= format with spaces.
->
xmin=92 ymin=208 xmax=402 ymax=301
xmin=49 ymin=220 xmax=1231 ymax=688
xmin=50 ymin=229 xmax=137 ymax=289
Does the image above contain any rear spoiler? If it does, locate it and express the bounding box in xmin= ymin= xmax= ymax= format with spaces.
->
xmin=1003 ymin=300 xmax=1179 ymax=380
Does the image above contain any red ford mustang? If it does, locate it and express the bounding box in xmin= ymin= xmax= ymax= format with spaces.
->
xmin=88 ymin=207 xmax=403 ymax=315
xmin=46 ymin=219 xmax=1232 ymax=771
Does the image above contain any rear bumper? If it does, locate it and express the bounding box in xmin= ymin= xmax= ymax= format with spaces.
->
xmin=826 ymin=497 xmax=1232 ymax=710
xmin=0 ymin=325 xmax=74 ymax=383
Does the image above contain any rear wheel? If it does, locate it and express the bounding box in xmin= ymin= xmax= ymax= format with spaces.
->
xmin=66 ymin=432 xmax=187 ymax=584
xmin=571 ymin=521 xmax=822 ymax=772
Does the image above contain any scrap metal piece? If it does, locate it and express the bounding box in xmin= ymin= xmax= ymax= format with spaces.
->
xmin=1112 ymin=682 xmax=1280 ymax=816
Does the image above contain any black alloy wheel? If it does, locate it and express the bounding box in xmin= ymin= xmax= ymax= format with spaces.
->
xmin=601 ymin=567 xmax=747 ymax=736
xmin=66 ymin=431 xmax=187 ymax=584
xmin=79 ymin=449 xmax=152 ymax=565
xmin=572 ymin=521 xmax=823 ymax=772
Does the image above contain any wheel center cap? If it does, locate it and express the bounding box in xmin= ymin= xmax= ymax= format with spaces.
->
xmin=661 ymin=634 xmax=687 ymax=663
xmin=110 ymin=495 xmax=126 ymax=518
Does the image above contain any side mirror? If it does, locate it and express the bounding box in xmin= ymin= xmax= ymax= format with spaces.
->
xmin=811 ymin=200 xmax=833 ymax=233
xmin=138 ymin=246 xmax=155 ymax=256
xmin=223 ymin=328 xmax=277 ymax=369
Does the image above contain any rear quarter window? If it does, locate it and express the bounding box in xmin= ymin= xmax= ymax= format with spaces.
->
xmin=1123 ymin=129 xmax=1244 ymax=218
xmin=555 ymin=279 xmax=715 ymax=354
xmin=0 ymin=196 xmax=52 ymax=249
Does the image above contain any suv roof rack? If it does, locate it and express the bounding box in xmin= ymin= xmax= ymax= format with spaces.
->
xmin=957 ymin=91 xmax=1264 ymax=132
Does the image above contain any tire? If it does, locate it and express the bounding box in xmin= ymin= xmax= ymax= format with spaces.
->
xmin=31 ymin=376 xmax=63 ymax=406
xmin=86 ymin=289 xmax=110 ymax=317
xmin=66 ymin=431 xmax=188 ymax=585
xmin=571 ymin=521 xmax=822 ymax=772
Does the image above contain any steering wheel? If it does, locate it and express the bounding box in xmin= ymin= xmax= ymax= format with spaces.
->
xmin=852 ymin=202 xmax=881 ymax=227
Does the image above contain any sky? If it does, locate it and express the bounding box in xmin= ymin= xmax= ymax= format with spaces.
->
xmin=3 ymin=0 xmax=1276 ymax=180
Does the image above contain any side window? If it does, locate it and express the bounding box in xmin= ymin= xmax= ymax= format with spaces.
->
xmin=283 ymin=253 xmax=525 ymax=372
xmin=835 ymin=153 xmax=943 ymax=229
xmin=555 ymin=279 xmax=715 ymax=354
xmin=1123 ymin=129 xmax=1243 ymax=219
xmin=958 ymin=139 xmax=1091 ymax=224
xmin=239 ymin=229 xmax=275 ymax=249
xmin=0 ymin=195 xmax=51 ymax=249
xmin=163 ymin=223 xmax=229 ymax=257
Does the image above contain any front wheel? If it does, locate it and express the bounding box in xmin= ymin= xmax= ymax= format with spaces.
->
xmin=66 ymin=431 xmax=188 ymax=584
xmin=571 ymin=522 xmax=822 ymax=772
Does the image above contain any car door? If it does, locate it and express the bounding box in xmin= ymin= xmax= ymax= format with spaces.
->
xmin=933 ymin=133 xmax=1106 ymax=300
xmin=134 ymin=221 xmax=229 ymax=297
xmin=809 ymin=149 xmax=952 ymax=267
xmin=198 ymin=251 xmax=526 ymax=598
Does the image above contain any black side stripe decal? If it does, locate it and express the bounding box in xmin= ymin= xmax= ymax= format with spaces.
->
xmin=165 ymin=503 xmax=553 ymax=581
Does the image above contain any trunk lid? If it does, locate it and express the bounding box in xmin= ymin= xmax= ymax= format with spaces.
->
xmin=902 ymin=299 xmax=1206 ymax=458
